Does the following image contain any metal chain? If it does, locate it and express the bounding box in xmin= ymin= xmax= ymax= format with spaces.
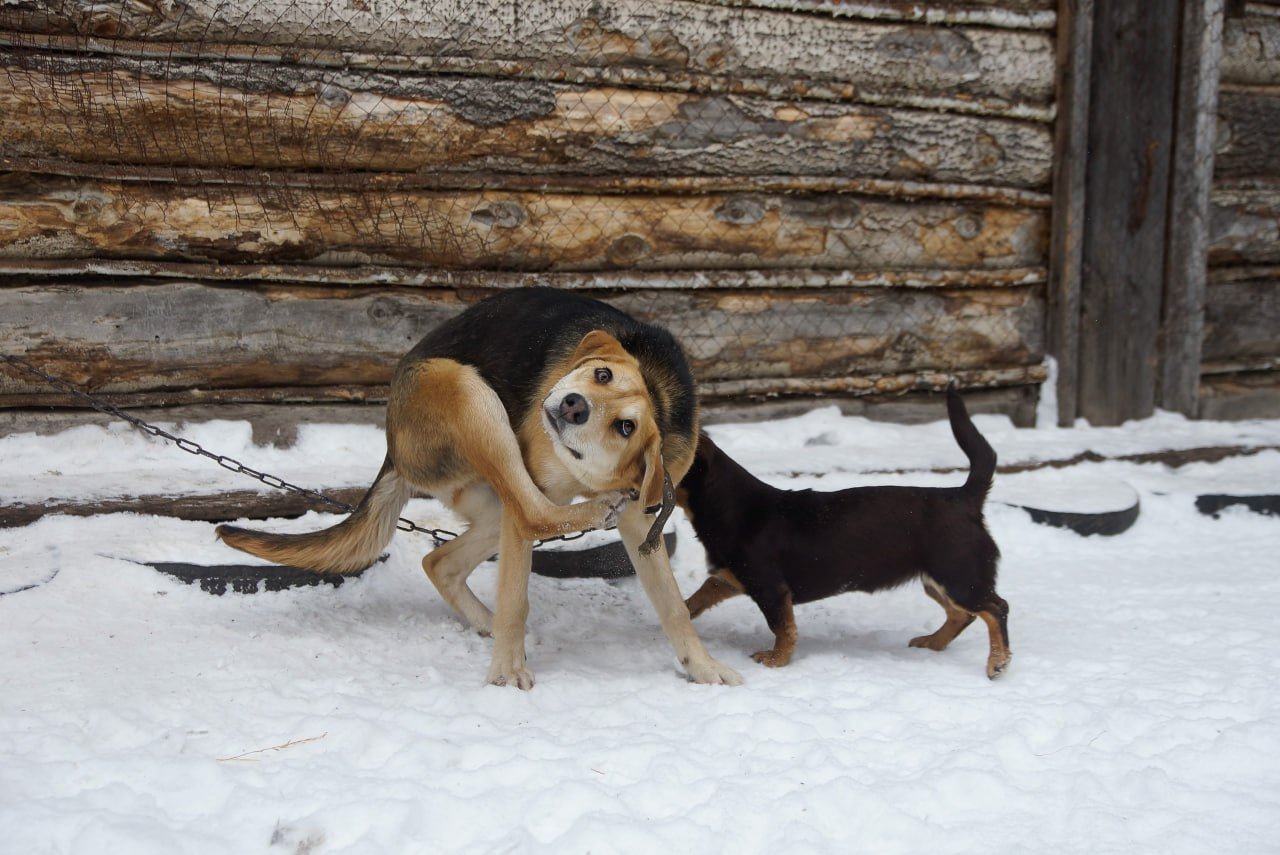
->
xmin=1 ymin=353 xmax=590 ymax=547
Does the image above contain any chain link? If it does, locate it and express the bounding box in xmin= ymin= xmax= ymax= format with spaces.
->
xmin=1 ymin=352 xmax=591 ymax=547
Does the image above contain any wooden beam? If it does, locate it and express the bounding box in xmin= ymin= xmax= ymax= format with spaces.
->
xmin=1076 ymin=0 xmax=1181 ymax=424
xmin=1047 ymin=0 xmax=1093 ymax=425
xmin=1160 ymin=0 xmax=1224 ymax=415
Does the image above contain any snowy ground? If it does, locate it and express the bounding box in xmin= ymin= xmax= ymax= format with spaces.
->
xmin=2 ymin=401 xmax=1279 ymax=854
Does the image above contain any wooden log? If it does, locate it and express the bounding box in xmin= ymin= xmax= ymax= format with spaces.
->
xmin=0 ymin=174 xmax=1049 ymax=271
xmin=0 ymin=0 xmax=1056 ymax=113
xmin=0 ymin=50 xmax=1054 ymax=187
xmin=706 ymin=1 xmax=1055 ymax=30
xmin=1215 ymin=86 xmax=1280 ymax=179
xmin=1210 ymin=181 xmax=1280 ymax=264
xmin=0 ymin=281 xmax=1044 ymax=398
xmin=0 ymin=258 xmax=1048 ymax=290
xmin=1202 ymin=274 xmax=1280 ymax=366
xmin=1199 ymin=370 xmax=1280 ymax=419
xmin=1221 ymin=11 xmax=1280 ymax=86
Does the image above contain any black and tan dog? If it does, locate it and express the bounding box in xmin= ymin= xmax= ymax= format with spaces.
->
xmin=678 ymin=387 xmax=1011 ymax=679
xmin=218 ymin=287 xmax=741 ymax=689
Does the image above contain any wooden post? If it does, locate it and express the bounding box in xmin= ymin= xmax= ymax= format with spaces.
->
xmin=1053 ymin=0 xmax=1225 ymax=425
xmin=1160 ymin=0 xmax=1223 ymax=416
xmin=1048 ymin=0 xmax=1093 ymax=426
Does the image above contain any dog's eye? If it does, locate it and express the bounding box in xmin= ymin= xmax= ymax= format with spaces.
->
xmin=616 ymin=419 xmax=635 ymax=438
xmin=594 ymin=367 xmax=612 ymax=384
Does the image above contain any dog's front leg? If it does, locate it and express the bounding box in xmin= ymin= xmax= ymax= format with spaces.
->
xmin=486 ymin=511 xmax=535 ymax=689
xmin=618 ymin=504 xmax=743 ymax=686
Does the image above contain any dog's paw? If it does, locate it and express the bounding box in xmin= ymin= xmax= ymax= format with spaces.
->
xmin=751 ymin=648 xmax=792 ymax=668
xmin=908 ymin=633 xmax=949 ymax=652
xmin=486 ymin=663 xmax=535 ymax=690
xmin=682 ymin=656 xmax=743 ymax=686
xmin=593 ymin=489 xmax=632 ymax=530
xmin=987 ymin=652 xmax=1011 ymax=680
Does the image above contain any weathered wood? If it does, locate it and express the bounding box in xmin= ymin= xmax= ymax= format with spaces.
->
xmin=1215 ymin=86 xmax=1280 ymax=179
xmin=0 ymin=175 xmax=1048 ymax=271
xmin=1202 ymin=275 xmax=1280 ymax=367
xmin=1046 ymin=0 xmax=1093 ymax=426
xmin=0 ymin=50 xmax=1054 ymax=186
xmin=0 ymin=258 xmax=1048 ymax=291
xmin=0 ymin=488 xmax=370 ymax=529
xmin=1210 ymin=181 xmax=1280 ymax=264
xmin=1221 ymin=11 xmax=1280 ymax=86
xmin=0 ymin=1 xmax=1056 ymax=115
xmin=0 ymin=281 xmax=1045 ymax=397
xmin=1075 ymin=0 xmax=1181 ymax=424
xmin=1199 ymin=370 xmax=1280 ymax=419
xmin=1160 ymin=0 xmax=1222 ymax=416
xmin=699 ymin=0 xmax=1055 ymax=29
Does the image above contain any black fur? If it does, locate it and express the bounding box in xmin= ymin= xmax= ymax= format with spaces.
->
xmin=679 ymin=387 xmax=1009 ymax=674
xmin=403 ymin=287 xmax=695 ymax=443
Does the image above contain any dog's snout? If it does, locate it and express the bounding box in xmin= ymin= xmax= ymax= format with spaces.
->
xmin=559 ymin=393 xmax=590 ymax=425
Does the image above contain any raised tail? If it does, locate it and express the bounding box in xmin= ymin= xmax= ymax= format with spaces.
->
xmin=216 ymin=458 xmax=412 ymax=574
xmin=947 ymin=385 xmax=997 ymax=499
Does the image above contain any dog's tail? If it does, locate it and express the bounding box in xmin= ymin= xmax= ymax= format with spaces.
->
xmin=216 ymin=458 xmax=412 ymax=574
xmin=947 ymin=385 xmax=997 ymax=499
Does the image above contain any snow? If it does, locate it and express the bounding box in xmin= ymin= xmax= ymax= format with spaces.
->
xmin=3 ymin=403 xmax=1280 ymax=854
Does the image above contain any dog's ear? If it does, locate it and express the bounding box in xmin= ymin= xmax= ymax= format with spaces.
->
xmin=639 ymin=435 xmax=666 ymax=514
xmin=569 ymin=329 xmax=628 ymax=366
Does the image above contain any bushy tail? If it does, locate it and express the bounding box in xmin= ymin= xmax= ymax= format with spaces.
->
xmin=947 ymin=386 xmax=997 ymax=499
xmin=216 ymin=458 xmax=412 ymax=574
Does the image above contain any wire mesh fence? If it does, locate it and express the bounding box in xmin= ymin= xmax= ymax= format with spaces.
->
xmin=0 ymin=0 xmax=1060 ymax=418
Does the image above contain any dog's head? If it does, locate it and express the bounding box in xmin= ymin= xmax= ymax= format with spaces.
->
xmin=541 ymin=330 xmax=668 ymax=514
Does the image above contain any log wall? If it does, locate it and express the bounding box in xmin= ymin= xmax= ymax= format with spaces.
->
xmin=0 ymin=0 xmax=1055 ymax=427
xmin=1203 ymin=1 xmax=1280 ymax=418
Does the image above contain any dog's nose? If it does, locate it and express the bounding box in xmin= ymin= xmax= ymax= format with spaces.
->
xmin=559 ymin=393 xmax=590 ymax=425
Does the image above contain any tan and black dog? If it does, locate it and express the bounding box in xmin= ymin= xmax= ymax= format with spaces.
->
xmin=678 ymin=387 xmax=1010 ymax=679
xmin=219 ymin=287 xmax=741 ymax=689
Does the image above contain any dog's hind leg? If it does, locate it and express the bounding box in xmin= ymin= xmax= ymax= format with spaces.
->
xmin=974 ymin=594 xmax=1011 ymax=680
xmin=686 ymin=568 xmax=745 ymax=618
xmin=751 ymin=588 xmax=797 ymax=668
xmin=909 ymin=575 xmax=976 ymax=652
xmin=912 ymin=576 xmax=1011 ymax=679
xmin=423 ymin=482 xmax=502 ymax=634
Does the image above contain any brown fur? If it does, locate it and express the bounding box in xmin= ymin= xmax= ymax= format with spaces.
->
xmin=217 ymin=288 xmax=740 ymax=689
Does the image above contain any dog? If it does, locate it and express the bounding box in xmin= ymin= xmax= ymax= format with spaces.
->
xmin=677 ymin=386 xmax=1010 ymax=679
xmin=218 ymin=287 xmax=741 ymax=689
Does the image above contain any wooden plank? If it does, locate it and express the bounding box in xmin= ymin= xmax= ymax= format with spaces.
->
xmin=1221 ymin=11 xmax=1280 ymax=86
xmin=1160 ymin=0 xmax=1223 ymax=416
xmin=0 ymin=281 xmax=1045 ymax=397
xmin=1215 ymin=86 xmax=1280 ymax=179
xmin=1046 ymin=0 xmax=1093 ymax=426
xmin=0 ymin=50 xmax=1054 ymax=187
xmin=1076 ymin=0 xmax=1180 ymax=424
xmin=0 ymin=174 xmax=1049 ymax=272
xmin=1210 ymin=181 xmax=1280 ymax=264
xmin=0 ymin=1 xmax=1056 ymax=114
